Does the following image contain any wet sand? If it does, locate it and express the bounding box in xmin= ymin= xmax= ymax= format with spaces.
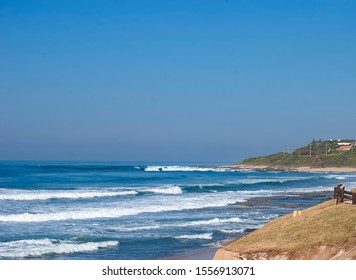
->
xmin=164 ymin=247 xmax=217 ymax=260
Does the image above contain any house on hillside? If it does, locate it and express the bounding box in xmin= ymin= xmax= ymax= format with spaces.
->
xmin=338 ymin=145 xmax=353 ymax=151
xmin=337 ymin=142 xmax=352 ymax=146
xmin=336 ymin=140 xmax=355 ymax=151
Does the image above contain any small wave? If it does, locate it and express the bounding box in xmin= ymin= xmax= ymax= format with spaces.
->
xmin=0 ymin=196 xmax=234 ymax=223
xmin=238 ymin=185 xmax=332 ymax=198
xmin=175 ymin=233 xmax=213 ymax=240
xmin=144 ymin=166 xmax=229 ymax=172
xmin=181 ymin=183 xmax=225 ymax=190
xmin=110 ymin=217 xmax=242 ymax=232
xmin=31 ymin=164 xmax=142 ymax=172
xmin=324 ymin=173 xmax=356 ymax=180
xmin=0 ymin=209 xmax=142 ymax=223
xmin=219 ymin=229 xmax=245 ymax=234
xmin=205 ymin=240 xmax=228 ymax=248
xmin=0 ymin=238 xmax=119 ymax=258
xmin=180 ymin=217 xmax=241 ymax=227
xmin=0 ymin=190 xmax=137 ymax=201
xmin=112 ymin=225 xmax=162 ymax=232
xmin=142 ymin=185 xmax=183 ymax=195
xmin=285 ymin=185 xmax=332 ymax=194
xmin=232 ymin=177 xmax=314 ymax=185
xmin=181 ymin=179 xmax=307 ymax=191
xmin=323 ymin=174 xmax=351 ymax=180
xmin=260 ymin=214 xmax=279 ymax=220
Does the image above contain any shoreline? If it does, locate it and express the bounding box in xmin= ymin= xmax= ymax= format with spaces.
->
xmin=164 ymin=247 xmax=217 ymax=260
xmin=227 ymin=164 xmax=356 ymax=173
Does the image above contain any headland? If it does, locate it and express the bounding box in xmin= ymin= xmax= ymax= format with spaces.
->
xmin=215 ymin=139 xmax=356 ymax=260
xmin=226 ymin=139 xmax=356 ymax=173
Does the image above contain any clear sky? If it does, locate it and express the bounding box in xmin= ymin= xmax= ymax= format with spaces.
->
xmin=1 ymin=0 xmax=355 ymax=162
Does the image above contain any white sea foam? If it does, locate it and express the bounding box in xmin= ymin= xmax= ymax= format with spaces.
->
xmin=110 ymin=217 xmax=242 ymax=232
xmin=285 ymin=185 xmax=331 ymax=193
xmin=0 ymin=208 xmax=141 ymax=222
xmin=238 ymin=185 xmax=332 ymax=198
xmin=112 ymin=225 xmax=162 ymax=232
xmin=0 ymin=182 xmax=330 ymax=223
xmin=219 ymin=229 xmax=245 ymax=234
xmin=144 ymin=166 xmax=229 ymax=172
xmin=0 ymin=195 xmax=234 ymax=223
xmin=324 ymin=174 xmax=356 ymax=180
xmin=0 ymin=189 xmax=137 ymax=201
xmin=205 ymin=240 xmax=228 ymax=248
xmin=324 ymin=175 xmax=346 ymax=180
xmin=183 ymin=183 xmax=225 ymax=189
xmin=260 ymin=214 xmax=279 ymax=220
xmin=175 ymin=233 xmax=213 ymax=240
xmin=180 ymin=217 xmax=241 ymax=227
xmin=142 ymin=185 xmax=183 ymax=195
xmin=233 ymin=177 xmax=313 ymax=185
xmin=0 ymin=238 xmax=119 ymax=258
xmin=348 ymin=182 xmax=356 ymax=188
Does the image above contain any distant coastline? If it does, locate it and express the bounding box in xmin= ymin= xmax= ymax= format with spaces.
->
xmin=227 ymin=164 xmax=356 ymax=173
xmin=226 ymin=139 xmax=356 ymax=173
xmin=214 ymin=142 xmax=356 ymax=260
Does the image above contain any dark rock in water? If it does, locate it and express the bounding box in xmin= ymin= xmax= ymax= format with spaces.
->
xmin=234 ymin=198 xmax=273 ymax=207
xmin=244 ymin=228 xmax=257 ymax=233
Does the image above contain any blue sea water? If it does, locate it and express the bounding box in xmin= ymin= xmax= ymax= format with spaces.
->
xmin=0 ymin=161 xmax=353 ymax=260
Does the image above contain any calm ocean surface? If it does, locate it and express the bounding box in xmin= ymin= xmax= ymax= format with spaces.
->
xmin=0 ymin=161 xmax=352 ymax=260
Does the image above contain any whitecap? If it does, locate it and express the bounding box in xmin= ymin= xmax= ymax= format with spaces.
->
xmin=219 ymin=229 xmax=245 ymax=234
xmin=0 ymin=196 xmax=234 ymax=222
xmin=111 ymin=225 xmax=162 ymax=232
xmin=141 ymin=185 xmax=183 ymax=195
xmin=0 ymin=238 xmax=119 ymax=258
xmin=232 ymin=177 xmax=313 ymax=185
xmin=0 ymin=189 xmax=137 ymax=201
xmin=144 ymin=166 xmax=229 ymax=172
xmin=175 ymin=233 xmax=213 ymax=240
xmin=180 ymin=217 xmax=241 ymax=227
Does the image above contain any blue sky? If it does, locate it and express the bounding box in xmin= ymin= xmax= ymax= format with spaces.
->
xmin=1 ymin=0 xmax=355 ymax=162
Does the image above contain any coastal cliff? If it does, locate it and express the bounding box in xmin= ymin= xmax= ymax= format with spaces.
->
xmin=214 ymin=200 xmax=356 ymax=260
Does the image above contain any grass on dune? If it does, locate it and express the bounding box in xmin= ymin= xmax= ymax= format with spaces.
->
xmin=225 ymin=200 xmax=356 ymax=254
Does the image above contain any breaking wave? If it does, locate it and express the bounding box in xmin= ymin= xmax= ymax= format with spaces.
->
xmin=0 ymin=238 xmax=119 ymax=258
xmin=141 ymin=185 xmax=183 ymax=195
xmin=0 ymin=197 xmax=234 ymax=223
xmin=180 ymin=217 xmax=241 ymax=227
xmin=111 ymin=225 xmax=162 ymax=232
xmin=175 ymin=233 xmax=213 ymax=240
xmin=0 ymin=190 xmax=137 ymax=201
xmin=230 ymin=176 xmax=316 ymax=185
xmin=144 ymin=166 xmax=229 ymax=172
xmin=218 ymin=229 xmax=245 ymax=234
xmin=109 ymin=217 xmax=242 ymax=232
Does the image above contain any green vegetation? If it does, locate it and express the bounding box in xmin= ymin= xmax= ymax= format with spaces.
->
xmin=241 ymin=139 xmax=356 ymax=168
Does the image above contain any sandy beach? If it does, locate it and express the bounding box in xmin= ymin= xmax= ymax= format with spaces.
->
xmin=230 ymin=164 xmax=356 ymax=173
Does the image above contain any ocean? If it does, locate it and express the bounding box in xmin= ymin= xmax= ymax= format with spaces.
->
xmin=0 ymin=161 xmax=352 ymax=260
